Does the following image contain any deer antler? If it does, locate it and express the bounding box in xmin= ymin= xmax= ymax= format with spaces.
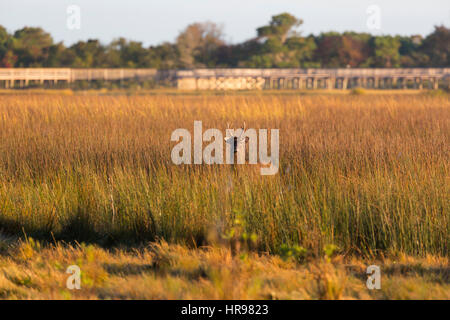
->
xmin=238 ymin=121 xmax=246 ymax=138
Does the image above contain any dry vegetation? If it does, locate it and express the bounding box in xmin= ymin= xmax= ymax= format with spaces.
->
xmin=0 ymin=93 xmax=448 ymax=299
xmin=0 ymin=238 xmax=448 ymax=300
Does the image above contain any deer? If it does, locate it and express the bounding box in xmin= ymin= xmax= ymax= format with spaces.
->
xmin=224 ymin=121 xmax=262 ymax=175
xmin=224 ymin=121 xmax=279 ymax=176
xmin=224 ymin=122 xmax=248 ymax=155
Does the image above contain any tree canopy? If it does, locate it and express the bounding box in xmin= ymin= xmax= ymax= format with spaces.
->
xmin=0 ymin=13 xmax=448 ymax=68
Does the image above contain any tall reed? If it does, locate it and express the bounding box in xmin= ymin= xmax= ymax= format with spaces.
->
xmin=0 ymin=94 xmax=448 ymax=256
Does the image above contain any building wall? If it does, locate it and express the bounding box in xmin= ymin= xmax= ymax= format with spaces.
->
xmin=0 ymin=68 xmax=449 ymax=90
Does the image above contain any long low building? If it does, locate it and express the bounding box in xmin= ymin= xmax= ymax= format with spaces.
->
xmin=0 ymin=68 xmax=449 ymax=90
xmin=176 ymin=68 xmax=450 ymax=90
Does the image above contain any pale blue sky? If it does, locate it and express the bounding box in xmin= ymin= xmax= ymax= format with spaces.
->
xmin=1 ymin=0 xmax=449 ymax=46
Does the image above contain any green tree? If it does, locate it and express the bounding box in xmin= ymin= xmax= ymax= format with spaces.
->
xmin=149 ymin=43 xmax=180 ymax=69
xmin=0 ymin=15 xmax=447 ymax=69
xmin=372 ymin=36 xmax=401 ymax=67
xmin=257 ymin=13 xmax=303 ymax=44
xmin=0 ymin=25 xmax=17 ymax=67
xmin=245 ymin=13 xmax=314 ymax=67
xmin=45 ymin=43 xmax=69 ymax=67
xmin=397 ymin=35 xmax=428 ymax=67
xmin=0 ymin=26 xmax=9 ymax=57
xmin=12 ymin=27 xmax=53 ymax=66
xmin=420 ymin=26 xmax=450 ymax=67
xmin=107 ymin=38 xmax=152 ymax=68
xmin=176 ymin=22 xmax=225 ymax=68
xmin=68 ymin=40 xmax=107 ymax=67
xmin=316 ymin=33 xmax=370 ymax=67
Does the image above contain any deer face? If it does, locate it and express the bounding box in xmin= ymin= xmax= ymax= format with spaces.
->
xmin=224 ymin=122 xmax=248 ymax=153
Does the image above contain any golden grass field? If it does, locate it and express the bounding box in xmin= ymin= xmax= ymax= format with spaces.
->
xmin=0 ymin=92 xmax=448 ymax=299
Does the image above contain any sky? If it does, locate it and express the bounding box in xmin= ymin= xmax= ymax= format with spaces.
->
xmin=1 ymin=0 xmax=449 ymax=46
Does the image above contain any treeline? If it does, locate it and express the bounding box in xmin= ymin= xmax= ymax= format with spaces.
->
xmin=0 ymin=13 xmax=449 ymax=69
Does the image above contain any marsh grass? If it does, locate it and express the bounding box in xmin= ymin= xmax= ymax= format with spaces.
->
xmin=0 ymin=239 xmax=448 ymax=299
xmin=0 ymin=94 xmax=448 ymax=257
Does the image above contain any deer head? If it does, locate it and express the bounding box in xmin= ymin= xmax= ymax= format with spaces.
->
xmin=225 ymin=122 xmax=247 ymax=153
